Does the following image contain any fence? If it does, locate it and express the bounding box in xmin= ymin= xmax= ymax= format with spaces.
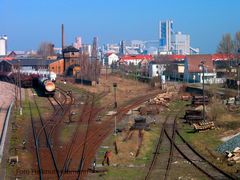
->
xmin=0 ymin=102 xmax=13 ymax=163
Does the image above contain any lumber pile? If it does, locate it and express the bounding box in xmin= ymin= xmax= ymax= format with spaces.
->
xmin=226 ymin=147 xmax=240 ymax=164
xmin=193 ymin=121 xmax=215 ymax=132
xmin=148 ymin=92 xmax=177 ymax=106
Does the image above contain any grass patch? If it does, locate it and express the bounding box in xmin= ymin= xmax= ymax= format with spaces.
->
xmin=100 ymin=166 xmax=145 ymax=180
xmin=180 ymin=124 xmax=223 ymax=150
xmin=56 ymin=81 xmax=88 ymax=95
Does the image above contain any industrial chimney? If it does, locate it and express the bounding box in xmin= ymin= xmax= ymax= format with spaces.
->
xmin=62 ymin=24 xmax=64 ymax=51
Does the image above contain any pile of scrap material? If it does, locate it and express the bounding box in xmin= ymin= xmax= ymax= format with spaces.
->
xmin=192 ymin=96 xmax=209 ymax=105
xmin=148 ymin=92 xmax=177 ymax=106
xmin=130 ymin=116 xmax=149 ymax=130
xmin=138 ymin=106 xmax=159 ymax=115
xmin=184 ymin=109 xmax=203 ymax=123
xmin=228 ymin=104 xmax=240 ymax=112
xmin=226 ymin=147 xmax=240 ymax=164
xmin=193 ymin=121 xmax=215 ymax=132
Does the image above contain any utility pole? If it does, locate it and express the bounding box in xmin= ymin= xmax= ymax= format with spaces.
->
xmin=18 ymin=60 xmax=22 ymax=115
xmin=238 ymin=63 xmax=240 ymax=98
xmin=200 ymin=61 xmax=205 ymax=122
xmin=105 ymin=64 xmax=108 ymax=80
xmin=113 ymin=83 xmax=117 ymax=108
xmin=237 ymin=49 xmax=240 ymax=98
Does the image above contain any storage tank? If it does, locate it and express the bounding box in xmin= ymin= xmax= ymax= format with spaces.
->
xmin=38 ymin=77 xmax=56 ymax=96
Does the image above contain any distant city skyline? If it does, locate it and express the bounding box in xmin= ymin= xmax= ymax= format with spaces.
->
xmin=1 ymin=0 xmax=240 ymax=53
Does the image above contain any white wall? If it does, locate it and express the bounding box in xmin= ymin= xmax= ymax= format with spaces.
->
xmin=149 ymin=64 xmax=165 ymax=77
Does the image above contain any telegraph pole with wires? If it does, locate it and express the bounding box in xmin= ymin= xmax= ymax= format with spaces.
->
xmin=199 ymin=61 xmax=205 ymax=122
xmin=18 ymin=60 xmax=22 ymax=115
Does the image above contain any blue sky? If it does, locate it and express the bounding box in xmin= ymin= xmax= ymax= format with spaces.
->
xmin=0 ymin=0 xmax=240 ymax=53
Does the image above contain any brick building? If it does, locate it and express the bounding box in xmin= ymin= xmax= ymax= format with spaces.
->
xmin=62 ymin=46 xmax=81 ymax=76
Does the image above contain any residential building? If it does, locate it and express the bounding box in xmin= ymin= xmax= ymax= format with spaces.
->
xmin=0 ymin=60 xmax=12 ymax=73
xmin=164 ymin=60 xmax=185 ymax=81
xmin=104 ymin=53 xmax=119 ymax=66
xmin=120 ymin=55 xmax=153 ymax=66
xmin=184 ymin=55 xmax=216 ymax=83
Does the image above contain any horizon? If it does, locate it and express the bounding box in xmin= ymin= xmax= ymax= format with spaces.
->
xmin=1 ymin=0 xmax=240 ymax=53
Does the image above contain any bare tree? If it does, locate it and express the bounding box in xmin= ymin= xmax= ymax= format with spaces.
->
xmin=217 ymin=33 xmax=234 ymax=54
xmin=78 ymin=53 xmax=101 ymax=82
xmin=37 ymin=42 xmax=55 ymax=58
xmin=234 ymin=31 xmax=240 ymax=54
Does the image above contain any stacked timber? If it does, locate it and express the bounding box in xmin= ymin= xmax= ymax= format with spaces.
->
xmin=226 ymin=147 xmax=240 ymax=164
xmin=193 ymin=121 xmax=215 ymax=132
xmin=148 ymin=92 xmax=177 ymax=106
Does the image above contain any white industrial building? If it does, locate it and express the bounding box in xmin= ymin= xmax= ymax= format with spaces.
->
xmin=158 ymin=20 xmax=199 ymax=55
xmin=159 ymin=20 xmax=173 ymax=52
xmin=172 ymin=32 xmax=190 ymax=55
xmin=82 ymin=44 xmax=92 ymax=56
xmin=73 ymin=36 xmax=82 ymax=49
xmin=0 ymin=35 xmax=7 ymax=56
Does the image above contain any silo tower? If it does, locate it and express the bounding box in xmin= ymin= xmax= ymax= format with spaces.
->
xmin=0 ymin=35 xmax=7 ymax=56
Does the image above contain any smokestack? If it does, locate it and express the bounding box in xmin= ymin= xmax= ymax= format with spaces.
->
xmin=62 ymin=24 xmax=64 ymax=51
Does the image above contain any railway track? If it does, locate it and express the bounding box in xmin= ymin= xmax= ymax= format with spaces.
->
xmin=30 ymin=87 xmax=74 ymax=179
xmin=75 ymin=91 xmax=163 ymax=179
xmin=30 ymin=90 xmax=60 ymax=179
xmin=145 ymin=114 xmax=175 ymax=180
xmin=56 ymin=89 xmax=160 ymax=179
xmin=58 ymin=94 xmax=95 ymax=179
xmin=29 ymin=84 xmax=161 ymax=179
xmin=168 ymin=130 xmax=236 ymax=179
xmin=59 ymin=90 xmax=111 ymax=179
xmin=145 ymin=110 xmax=236 ymax=180
xmin=29 ymin=101 xmax=43 ymax=179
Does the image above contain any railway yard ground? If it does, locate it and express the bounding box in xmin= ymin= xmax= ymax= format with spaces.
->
xmin=0 ymin=74 xmax=240 ymax=179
